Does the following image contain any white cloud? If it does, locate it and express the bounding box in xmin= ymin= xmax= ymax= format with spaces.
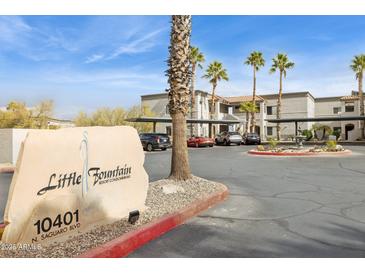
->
xmin=108 ymin=28 xmax=165 ymax=59
xmin=85 ymin=54 xmax=104 ymax=64
xmin=85 ymin=27 xmax=166 ymax=64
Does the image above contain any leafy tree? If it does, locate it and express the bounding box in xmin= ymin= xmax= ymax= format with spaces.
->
xmin=0 ymin=100 xmax=54 ymax=129
xmin=239 ymin=101 xmax=258 ymax=133
xmin=126 ymin=105 xmax=155 ymax=133
xmin=270 ymin=53 xmax=295 ymax=140
xmin=350 ymin=54 xmax=365 ymax=139
xmin=166 ymin=15 xmax=192 ymax=180
xmin=245 ymin=51 xmax=265 ymax=133
xmin=74 ymin=105 xmax=155 ymax=132
xmin=74 ymin=111 xmax=92 ymax=127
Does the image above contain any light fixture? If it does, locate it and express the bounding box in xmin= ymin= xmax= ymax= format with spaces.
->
xmin=128 ymin=210 xmax=140 ymax=225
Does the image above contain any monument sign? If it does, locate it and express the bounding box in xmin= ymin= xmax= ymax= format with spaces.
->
xmin=1 ymin=126 xmax=148 ymax=244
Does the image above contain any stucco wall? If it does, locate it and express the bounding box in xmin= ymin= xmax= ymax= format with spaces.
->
xmin=0 ymin=129 xmax=13 ymax=164
xmin=0 ymin=129 xmax=35 ymax=164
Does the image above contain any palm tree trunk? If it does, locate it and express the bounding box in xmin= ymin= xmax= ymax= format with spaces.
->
xmin=245 ymin=111 xmax=249 ymax=133
xmin=359 ymin=72 xmax=365 ymax=139
xmin=170 ymin=112 xmax=191 ymax=180
xmin=210 ymin=82 xmax=217 ymax=137
xmin=276 ymin=70 xmax=283 ymax=140
xmin=190 ymin=63 xmax=196 ymax=137
xmin=167 ymin=15 xmax=192 ymax=180
xmin=251 ymin=66 xmax=256 ymax=133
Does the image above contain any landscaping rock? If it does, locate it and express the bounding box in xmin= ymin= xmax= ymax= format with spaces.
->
xmin=0 ymin=176 xmax=225 ymax=258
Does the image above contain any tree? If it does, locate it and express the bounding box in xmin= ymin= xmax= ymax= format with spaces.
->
xmin=189 ymin=46 xmax=205 ymax=136
xmin=166 ymin=15 xmax=192 ymax=180
xmin=350 ymin=54 xmax=365 ymax=139
xmin=239 ymin=101 xmax=258 ymax=133
xmin=0 ymin=100 xmax=54 ymax=129
xmin=74 ymin=111 xmax=92 ymax=127
xmin=34 ymin=100 xmax=54 ymax=128
xmin=126 ymin=105 xmax=155 ymax=133
xmin=270 ymin=53 xmax=295 ymax=140
xmin=203 ymin=61 xmax=229 ymax=136
xmin=245 ymin=51 xmax=265 ymax=133
xmin=74 ymin=105 xmax=155 ymax=132
xmin=312 ymin=123 xmax=332 ymax=140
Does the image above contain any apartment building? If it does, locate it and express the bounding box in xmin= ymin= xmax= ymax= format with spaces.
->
xmin=141 ymin=90 xmax=364 ymax=141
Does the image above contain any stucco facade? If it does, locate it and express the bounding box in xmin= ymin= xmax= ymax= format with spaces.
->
xmin=141 ymin=90 xmax=365 ymax=141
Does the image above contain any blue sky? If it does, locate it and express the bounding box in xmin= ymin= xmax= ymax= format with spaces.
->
xmin=0 ymin=16 xmax=365 ymax=118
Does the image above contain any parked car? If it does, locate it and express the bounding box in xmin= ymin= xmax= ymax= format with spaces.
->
xmin=139 ymin=133 xmax=171 ymax=152
xmin=187 ymin=136 xmax=214 ymax=147
xmin=215 ymin=131 xmax=242 ymax=146
xmin=242 ymin=132 xmax=261 ymax=145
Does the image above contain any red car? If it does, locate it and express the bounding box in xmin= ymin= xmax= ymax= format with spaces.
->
xmin=187 ymin=136 xmax=214 ymax=147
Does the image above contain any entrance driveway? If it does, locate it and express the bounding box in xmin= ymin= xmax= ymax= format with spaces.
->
xmin=129 ymin=145 xmax=365 ymax=257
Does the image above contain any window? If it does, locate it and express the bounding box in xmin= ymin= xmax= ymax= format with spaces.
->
xmin=345 ymin=103 xmax=354 ymax=112
xmin=267 ymin=127 xmax=273 ymax=136
xmin=267 ymin=106 xmax=276 ymax=115
xmin=333 ymin=107 xmax=341 ymax=114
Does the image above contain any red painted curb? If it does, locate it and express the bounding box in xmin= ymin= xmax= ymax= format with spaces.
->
xmin=248 ymin=149 xmax=352 ymax=156
xmin=78 ymin=185 xmax=228 ymax=258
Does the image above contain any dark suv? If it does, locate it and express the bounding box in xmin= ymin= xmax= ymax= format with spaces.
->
xmin=139 ymin=133 xmax=171 ymax=152
xmin=242 ymin=132 xmax=261 ymax=145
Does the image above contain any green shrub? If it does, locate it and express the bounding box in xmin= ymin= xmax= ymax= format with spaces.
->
xmin=302 ymin=129 xmax=313 ymax=141
xmin=332 ymin=129 xmax=341 ymax=140
xmin=268 ymin=138 xmax=278 ymax=150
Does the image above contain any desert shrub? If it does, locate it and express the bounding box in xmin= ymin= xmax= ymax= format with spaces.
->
xmin=257 ymin=145 xmax=265 ymax=151
xmin=326 ymin=140 xmax=337 ymax=151
xmin=268 ymin=138 xmax=278 ymax=150
xmin=302 ymin=129 xmax=313 ymax=141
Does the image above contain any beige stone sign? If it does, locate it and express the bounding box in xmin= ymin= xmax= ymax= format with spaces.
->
xmin=1 ymin=126 xmax=148 ymax=245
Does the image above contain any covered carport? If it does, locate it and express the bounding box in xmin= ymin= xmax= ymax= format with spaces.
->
xmin=126 ymin=117 xmax=243 ymax=137
xmin=266 ymin=115 xmax=365 ymax=138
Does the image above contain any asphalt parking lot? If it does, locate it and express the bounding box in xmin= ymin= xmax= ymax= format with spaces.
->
xmin=129 ymin=145 xmax=365 ymax=257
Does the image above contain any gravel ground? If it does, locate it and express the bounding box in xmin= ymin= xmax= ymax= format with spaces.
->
xmin=0 ymin=176 xmax=225 ymax=258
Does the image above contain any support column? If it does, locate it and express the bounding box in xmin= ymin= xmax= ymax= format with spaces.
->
xmin=153 ymin=122 xmax=156 ymax=133
xmin=295 ymin=121 xmax=298 ymax=136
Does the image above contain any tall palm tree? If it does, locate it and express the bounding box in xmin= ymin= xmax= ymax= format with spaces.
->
xmin=245 ymin=51 xmax=265 ymax=133
xmin=203 ymin=61 xmax=228 ymax=136
xmin=270 ymin=53 xmax=294 ymax=140
xmin=189 ymin=46 xmax=205 ymax=136
xmin=239 ymin=101 xmax=258 ymax=133
xmin=350 ymin=54 xmax=365 ymax=139
xmin=166 ymin=15 xmax=192 ymax=180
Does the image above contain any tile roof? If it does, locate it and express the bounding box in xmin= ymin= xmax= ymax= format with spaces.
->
xmin=223 ymin=95 xmax=264 ymax=103
xmin=340 ymin=95 xmax=360 ymax=101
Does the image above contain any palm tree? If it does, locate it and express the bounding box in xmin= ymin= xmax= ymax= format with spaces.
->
xmin=189 ymin=46 xmax=205 ymax=136
xmin=203 ymin=61 xmax=228 ymax=136
xmin=166 ymin=15 xmax=192 ymax=180
xmin=350 ymin=54 xmax=365 ymax=139
xmin=269 ymin=53 xmax=295 ymax=140
xmin=245 ymin=51 xmax=265 ymax=133
xmin=239 ymin=101 xmax=258 ymax=133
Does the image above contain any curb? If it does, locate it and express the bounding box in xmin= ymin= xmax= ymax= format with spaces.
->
xmin=78 ymin=184 xmax=228 ymax=258
xmin=248 ymin=149 xmax=352 ymax=156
